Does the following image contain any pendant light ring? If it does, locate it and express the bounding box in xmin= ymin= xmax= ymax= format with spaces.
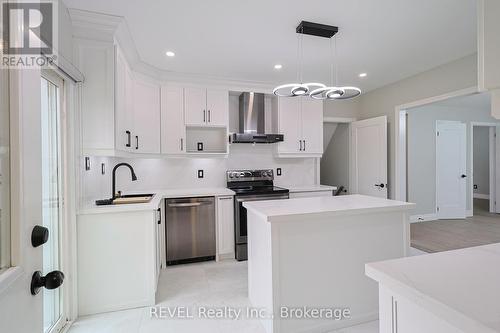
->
xmin=310 ymin=86 xmax=345 ymax=100
xmin=330 ymin=86 xmax=361 ymax=100
xmin=273 ymin=83 xmax=304 ymax=97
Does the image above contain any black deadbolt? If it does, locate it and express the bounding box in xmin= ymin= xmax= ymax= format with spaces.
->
xmin=31 ymin=225 xmax=49 ymax=248
xmin=31 ymin=270 xmax=64 ymax=295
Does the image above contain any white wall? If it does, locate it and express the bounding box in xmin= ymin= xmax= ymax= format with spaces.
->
xmin=473 ymin=126 xmax=490 ymax=196
xmin=323 ymin=98 xmax=359 ymax=119
xmin=320 ymin=123 xmax=349 ymax=192
xmin=358 ymin=54 xmax=478 ymax=199
xmin=407 ymin=105 xmax=498 ymax=216
xmin=80 ymin=145 xmax=317 ymax=203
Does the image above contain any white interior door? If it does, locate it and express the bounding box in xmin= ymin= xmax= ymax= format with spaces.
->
xmin=436 ymin=121 xmax=467 ymax=219
xmin=350 ymin=116 xmax=388 ymax=198
xmin=0 ymin=70 xmax=44 ymax=332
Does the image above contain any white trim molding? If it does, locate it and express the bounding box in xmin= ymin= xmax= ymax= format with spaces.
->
xmin=323 ymin=117 xmax=357 ymax=123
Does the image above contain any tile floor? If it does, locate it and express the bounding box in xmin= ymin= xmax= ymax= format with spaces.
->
xmin=68 ymin=260 xmax=381 ymax=333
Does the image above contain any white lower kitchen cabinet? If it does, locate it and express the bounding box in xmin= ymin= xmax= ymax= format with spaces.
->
xmin=216 ymin=196 xmax=235 ymax=260
xmin=378 ymin=286 xmax=462 ymax=333
xmin=77 ymin=209 xmax=158 ymax=315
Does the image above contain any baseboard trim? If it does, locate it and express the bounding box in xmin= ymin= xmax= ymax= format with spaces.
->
xmin=473 ymin=193 xmax=490 ymax=200
xmin=410 ymin=213 xmax=438 ymax=223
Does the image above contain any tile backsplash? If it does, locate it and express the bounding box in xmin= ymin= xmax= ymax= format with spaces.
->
xmin=80 ymin=144 xmax=318 ymax=204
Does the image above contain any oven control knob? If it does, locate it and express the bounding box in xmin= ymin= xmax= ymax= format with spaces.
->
xmin=229 ymin=173 xmax=234 ymax=178
xmin=239 ymin=172 xmax=245 ymax=178
xmin=234 ymin=173 xmax=239 ymax=178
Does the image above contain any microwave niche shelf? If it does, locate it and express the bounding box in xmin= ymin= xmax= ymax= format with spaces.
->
xmin=185 ymin=126 xmax=228 ymax=154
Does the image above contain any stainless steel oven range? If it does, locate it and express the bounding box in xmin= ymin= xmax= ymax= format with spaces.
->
xmin=227 ymin=169 xmax=289 ymax=261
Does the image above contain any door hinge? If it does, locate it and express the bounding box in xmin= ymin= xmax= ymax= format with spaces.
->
xmin=437 ymin=131 xmax=440 ymax=136
xmin=437 ymin=206 xmax=440 ymax=212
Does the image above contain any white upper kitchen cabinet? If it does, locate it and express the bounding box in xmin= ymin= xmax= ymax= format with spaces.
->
xmin=76 ymin=38 xmax=162 ymax=156
xmin=185 ymin=87 xmax=229 ymax=127
xmin=275 ymin=97 xmax=323 ymax=157
xmin=277 ymin=97 xmax=301 ymax=154
xmin=206 ymin=89 xmax=229 ymax=126
xmin=161 ymin=85 xmax=186 ymax=154
xmin=114 ymin=47 xmax=134 ymax=152
xmin=300 ymin=98 xmax=324 ymax=154
xmin=75 ymin=39 xmax=116 ymax=155
xmin=132 ymin=76 xmax=161 ymax=154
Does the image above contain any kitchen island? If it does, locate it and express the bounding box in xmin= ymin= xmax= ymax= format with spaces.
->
xmin=243 ymin=194 xmax=414 ymax=333
xmin=366 ymin=243 xmax=500 ymax=333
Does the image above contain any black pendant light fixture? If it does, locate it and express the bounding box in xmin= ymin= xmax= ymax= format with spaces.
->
xmin=273 ymin=21 xmax=361 ymax=100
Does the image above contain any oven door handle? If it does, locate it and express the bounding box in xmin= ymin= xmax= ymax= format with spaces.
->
xmin=236 ymin=195 xmax=289 ymax=202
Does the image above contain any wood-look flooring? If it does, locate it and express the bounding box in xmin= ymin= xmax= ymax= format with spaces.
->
xmin=410 ymin=199 xmax=500 ymax=253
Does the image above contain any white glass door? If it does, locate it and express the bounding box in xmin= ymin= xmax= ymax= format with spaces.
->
xmin=41 ymin=73 xmax=65 ymax=333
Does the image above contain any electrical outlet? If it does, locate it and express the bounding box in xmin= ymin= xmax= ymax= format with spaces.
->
xmin=197 ymin=142 xmax=204 ymax=151
xmin=276 ymin=168 xmax=282 ymax=176
xmin=198 ymin=170 xmax=204 ymax=178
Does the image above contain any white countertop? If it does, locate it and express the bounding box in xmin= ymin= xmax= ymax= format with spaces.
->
xmin=78 ymin=187 xmax=235 ymax=215
xmin=243 ymin=194 xmax=415 ymax=222
xmin=282 ymin=184 xmax=337 ymax=193
xmin=366 ymin=243 xmax=500 ymax=333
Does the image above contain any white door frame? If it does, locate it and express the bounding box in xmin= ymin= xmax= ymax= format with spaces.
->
xmin=394 ymin=86 xmax=479 ymax=202
xmin=470 ymin=122 xmax=497 ymax=213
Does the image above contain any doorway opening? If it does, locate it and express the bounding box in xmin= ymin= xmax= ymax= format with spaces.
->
xmin=398 ymin=91 xmax=500 ymax=253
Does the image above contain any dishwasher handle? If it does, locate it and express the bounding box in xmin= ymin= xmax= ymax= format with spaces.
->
xmin=167 ymin=201 xmax=211 ymax=208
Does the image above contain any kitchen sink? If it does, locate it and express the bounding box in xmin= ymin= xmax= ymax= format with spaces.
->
xmin=95 ymin=193 xmax=154 ymax=206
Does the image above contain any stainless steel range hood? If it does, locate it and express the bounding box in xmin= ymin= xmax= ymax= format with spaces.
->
xmin=230 ymin=92 xmax=284 ymax=144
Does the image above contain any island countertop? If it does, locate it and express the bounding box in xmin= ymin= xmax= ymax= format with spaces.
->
xmin=366 ymin=243 xmax=500 ymax=333
xmin=243 ymin=194 xmax=415 ymax=222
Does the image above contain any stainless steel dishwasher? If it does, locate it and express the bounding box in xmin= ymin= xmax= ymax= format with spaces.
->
xmin=165 ymin=197 xmax=216 ymax=266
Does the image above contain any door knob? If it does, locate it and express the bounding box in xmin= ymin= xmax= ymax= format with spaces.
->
xmin=31 ymin=225 xmax=49 ymax=247
xmin=461 ymin=174 xmax=467 ymax=178
xmin=375 ymin=183 xmax=385 ymax=188
xmin=31 ymin=270 xmax=64 ymax=295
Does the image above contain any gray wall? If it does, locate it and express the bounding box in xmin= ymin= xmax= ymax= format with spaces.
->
xmin=358 ymin=54 xmax=478 ymax=199
xmin=407 ymin=105 xmax=498 ymax=216
xmin=473 ymin=126 xmax=490 ymax=195
xmin=321 ymin=123 xmax=349 ymax=192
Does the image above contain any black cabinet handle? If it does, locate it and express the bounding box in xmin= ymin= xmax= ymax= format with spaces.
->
xmin=203 ymin=110 xmax=206 ymax=123
xmin=31 ymin=225 xmax=49 ymax=248
xmin=126 ymin=131 xmax=131 ymax=147
xmin=208 ymin=110 xmax=211 ymax=123
xmin=303 ymin=140 xmax=306 ymax=151
xmin=135 ymin=136 xmax=139 ymax=150
xmin=31 ymin=271 xmax=64 ymax=295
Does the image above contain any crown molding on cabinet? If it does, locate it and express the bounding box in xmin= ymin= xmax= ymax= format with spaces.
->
xmin=68 ymin=8 xmax=274 ymax=93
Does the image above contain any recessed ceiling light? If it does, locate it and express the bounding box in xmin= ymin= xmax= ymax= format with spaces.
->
xmin=166 ymin=51 xmax=175 ymax=57
xmin=359 ymin=73 xmax=367 ymax=78
xmin=274 ymin=64 xmax=282 ymax=70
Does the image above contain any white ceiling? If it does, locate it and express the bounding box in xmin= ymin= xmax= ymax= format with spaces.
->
xmin=63 ymin=0 xmax=477 ymax=92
